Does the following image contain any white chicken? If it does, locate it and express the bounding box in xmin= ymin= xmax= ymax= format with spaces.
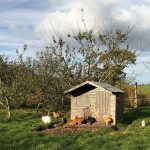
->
xmin=42 ymin=116 xmax=51 ymax=124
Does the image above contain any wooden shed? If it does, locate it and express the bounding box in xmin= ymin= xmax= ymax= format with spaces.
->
xmin=64 ymin=81 xmax=125 ymax=125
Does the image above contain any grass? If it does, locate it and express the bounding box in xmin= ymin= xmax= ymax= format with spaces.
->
xmin=0 ymin=107 xmax=150 ymax=150
xmin=138 ymin=84 xmax=150 ymax=96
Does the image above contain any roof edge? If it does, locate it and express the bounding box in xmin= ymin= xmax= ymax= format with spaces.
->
xmin=64 ymin=81 xmax=104 ymax=94
xmin=64 ymin=81 xmax=125 ymax=94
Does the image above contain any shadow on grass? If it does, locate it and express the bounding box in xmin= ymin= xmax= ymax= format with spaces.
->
xmin=124 ymin=106 xmax=150 ymax=124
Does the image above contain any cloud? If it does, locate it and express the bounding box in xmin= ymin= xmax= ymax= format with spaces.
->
xmin=36 ymin=0 xmax=122 ymax=36
xmin=36 ymin=0 xmax=150 ymax=52
xmin=0 ymin=0 xmax=50 ymax=12
xmin=0 ymin=0 xmax=50 ymax=59
xmin=0 ymin=0 xmax=150 ymax=83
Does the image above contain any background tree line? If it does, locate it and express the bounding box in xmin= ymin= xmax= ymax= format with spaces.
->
xmin=1 ymin=23 xmax=144 ymax=118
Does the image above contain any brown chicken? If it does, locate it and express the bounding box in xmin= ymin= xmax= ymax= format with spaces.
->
xmin=68 ymin=119 xmax=76 ymax=125
xmin=68 ymin=116 xmax=84 ymax=125
xmin=103 ymin=115 xmax=113 ymax=125
xmin=52 ymin=112 xmax=60 ymax=118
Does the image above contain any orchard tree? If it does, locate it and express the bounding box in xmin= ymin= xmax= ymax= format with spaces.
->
xmin=66 ymin=27 xmax=136 ymax=85
xmin=98 ymin=29 xmax=136 ymax=85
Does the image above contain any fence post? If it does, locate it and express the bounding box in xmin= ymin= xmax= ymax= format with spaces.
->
xmin=134 ymin=82 xmax=138 ymax=108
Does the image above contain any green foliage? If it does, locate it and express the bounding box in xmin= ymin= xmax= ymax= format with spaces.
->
xmin=116 ymin=82 xmax=135 ymax=107
xmin=136 ymin=85 xmax=150 ymax=106
xmin=124 ymin=106 xmax=150 ymax=124
xmin=100 ymin=49 xmax=136 ymax=85
xmin=69 ymin=27 xmax=136 ymax=84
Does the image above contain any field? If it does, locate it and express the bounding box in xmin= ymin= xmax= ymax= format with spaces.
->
xmin=0 ymin=107 xmax=150 ymax=150
xmin=138 ymin=84 xmax=150 ymax=96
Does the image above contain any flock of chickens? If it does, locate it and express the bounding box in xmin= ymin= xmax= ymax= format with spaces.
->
xmin=42 ymin=112 xmax=113 ymax=127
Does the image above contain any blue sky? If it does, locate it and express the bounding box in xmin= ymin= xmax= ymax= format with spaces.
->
xmin=0 ymin=0 xmax=150 ymax=84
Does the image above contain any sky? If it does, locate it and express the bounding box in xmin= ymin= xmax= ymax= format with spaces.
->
xmin=0 ymin=0 xmax=150 ymax=84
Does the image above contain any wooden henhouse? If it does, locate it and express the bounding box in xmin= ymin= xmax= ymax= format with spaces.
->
xmin=64 ymin=81 xmax=125 ymax=125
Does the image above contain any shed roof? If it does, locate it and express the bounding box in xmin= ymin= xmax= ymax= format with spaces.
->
xmin=64 ymin=81 xmax=124 ymax=94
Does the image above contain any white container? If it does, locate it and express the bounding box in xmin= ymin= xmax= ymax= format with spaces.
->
xmin=141 ymin=119 xmax=145 ymax=127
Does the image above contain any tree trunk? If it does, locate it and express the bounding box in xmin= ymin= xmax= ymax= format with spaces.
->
xmin=5 ymin=97 xmax=11 ymax=118
xmin=61 ymin=96 xmax=64 ymax=109
xmin=7 ymin=106 xmax=11 ymax=118
xmin=47 ymin=110 xmax=50 ymax=116
xmin=36 ymin=103 xmax=41 ymax=114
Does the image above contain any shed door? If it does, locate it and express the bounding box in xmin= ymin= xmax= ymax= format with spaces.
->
xmin=96 ymin=91 xmax=111 ymax=121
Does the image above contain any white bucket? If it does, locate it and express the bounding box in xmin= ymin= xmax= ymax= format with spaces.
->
xmin=141 ymin=119 xmax=145 ymax=127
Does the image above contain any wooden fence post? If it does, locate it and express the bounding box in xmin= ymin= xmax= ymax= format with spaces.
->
xmin=134 ymin=82 xmax=138 ymax=108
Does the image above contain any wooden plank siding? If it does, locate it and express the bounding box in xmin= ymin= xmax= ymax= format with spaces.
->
xmin=96 ymin=91 xmax=112 ymax=122
xmin=70 ymin=86 xmax=124 ymax=125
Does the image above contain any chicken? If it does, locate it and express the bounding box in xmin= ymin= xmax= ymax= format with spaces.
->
xmin=52 ymin=112 xmax=61 ymax=118
xmin=68 ymin=116 xmax=84 ymax=125
xmin=42 ymin=116 xmax=51 ymax=124
xmin=68 ymin=119 xmax=76 ymax=125
xmin=74 ymin=116 xmax=84 ymax=125
xmin=103 ymin=115 xmax=113 ymax=125
xmin=84 ymin=116 xmax=96 ymax=124
xmin=62 ymin=117 xmax=67 ymax=124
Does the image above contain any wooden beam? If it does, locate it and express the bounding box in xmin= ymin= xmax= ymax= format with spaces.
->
xmin=134 ymin=82 xmax=138 ymax=108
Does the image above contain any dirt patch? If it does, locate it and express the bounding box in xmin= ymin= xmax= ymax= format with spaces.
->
xmin=33 ymin=123 xmax=113 ymax=135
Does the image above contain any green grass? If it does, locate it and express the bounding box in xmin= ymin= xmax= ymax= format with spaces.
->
xmin=138 ymin=84 xmax=150 ymax=96
xmin=0 ymin=107 xmax=150 ymax=150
